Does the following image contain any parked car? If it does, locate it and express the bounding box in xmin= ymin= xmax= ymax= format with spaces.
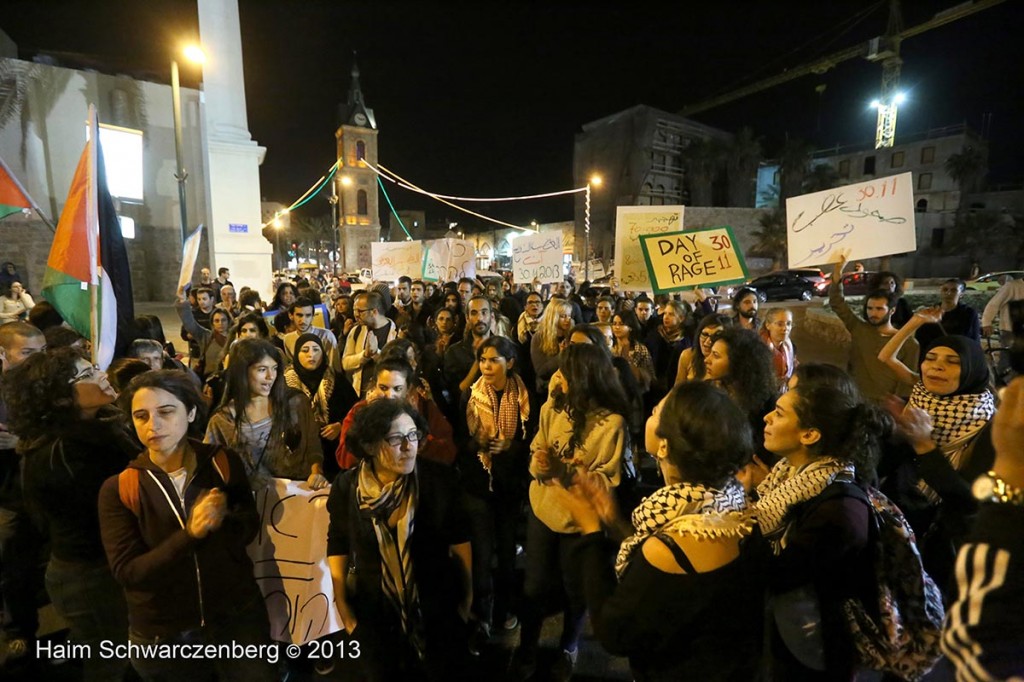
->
xmin=746 ymin=272 xmax=817 ymax=302
xmin=966 ymin=271 xmax=1024 ymax=292
xmin=822 ymin=271 xmax=877 ymax=296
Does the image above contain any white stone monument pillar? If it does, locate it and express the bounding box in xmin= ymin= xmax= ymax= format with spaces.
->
xmin=198 ymin=0 xmax=272 ymax=296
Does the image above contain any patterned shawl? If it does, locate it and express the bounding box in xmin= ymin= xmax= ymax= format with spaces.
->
xmin=615 ymin=478 xmax=751 ymax=578
xmin=466 ymin=373 xmax=531 ymax=487
xmin=908 ymin=382 xmax=994 ymax=467
xmin=284 ymin=366 xmax=335 ymax=426
xmin=356 ymin=461 xmax=425 ymax=657
xmin=755 ymin=457 xmax=854 ymax=554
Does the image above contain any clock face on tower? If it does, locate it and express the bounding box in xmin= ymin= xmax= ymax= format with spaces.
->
xmin=354 ymin=113 xmax=367 ymax=126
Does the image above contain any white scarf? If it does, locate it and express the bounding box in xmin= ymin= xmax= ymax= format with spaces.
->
xmin=615 ymin=478 xmax=751 ymax=578
xmin=356 ymin=462 xmax=425 ymax=656
xmin=755 ymin=457 xmax=854 ymax=554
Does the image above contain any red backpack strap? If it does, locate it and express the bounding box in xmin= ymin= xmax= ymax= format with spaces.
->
xmin=118 ymin=469 xmax=141 ymax=516
xmin=211 ymin=448 xmax=231 ymax=484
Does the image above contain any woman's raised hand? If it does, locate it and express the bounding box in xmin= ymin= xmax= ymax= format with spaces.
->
xmin=187 ymin=488 xmax=227 ymax=539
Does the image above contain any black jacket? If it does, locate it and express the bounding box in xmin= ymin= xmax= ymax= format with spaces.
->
xmin=98 ymin=440 xmax=261 ymax=637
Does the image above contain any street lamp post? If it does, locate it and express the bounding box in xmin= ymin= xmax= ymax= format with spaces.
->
xmin=585 ymin=174 xmax=602 ymax=282
xmin=337 ymin=175 xmax=352 ymax=272
xmin=171 ymin=45 xmax=205 ymax=246
xmin=272 ymin=217 xmax=284 ymax=270
xmin=328 ymin=182 xmax=339 ymax=276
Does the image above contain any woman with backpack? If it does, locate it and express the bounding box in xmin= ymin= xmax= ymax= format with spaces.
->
xmin=204 ymin=338 xmax=327 ymax=491
xmin=757 ymin=379 xmax=888 ymax=679
xmin=98 ymin=370 xmax=277 ymax=681
xmin=542 ymin=382 xmax=766 ymax=680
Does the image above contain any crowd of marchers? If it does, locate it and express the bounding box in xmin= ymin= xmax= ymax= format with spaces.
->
xmin=0 ymin=254 xmax=1022 ymax=682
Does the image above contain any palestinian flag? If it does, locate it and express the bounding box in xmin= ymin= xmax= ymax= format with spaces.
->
xmin=0 ymin=156 xmax=32 ymax=220
xmin=42 ymin=108 xmax=134 ymax=369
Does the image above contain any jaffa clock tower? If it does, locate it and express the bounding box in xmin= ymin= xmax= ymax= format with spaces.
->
xmin=334 ymin=59 xmax=381 ymax=272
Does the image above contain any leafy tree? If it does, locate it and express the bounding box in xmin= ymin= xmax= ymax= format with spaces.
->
xmin=751 ymin=208 xmax=788 ymax=270
xmin=682 ymin=138 xmax=722 ymax=207
xmin=945 ymin=146 xmax=988 ymax=217
xmin=779 ymin=138 xmax=813 ymax=201
xmin=725 ymin=127 xmax=762 ymax=208
xmin=946 ymin=209 xmax=1022 ymax=263
xmin=802 ymin=163 xmax=839 ymax=193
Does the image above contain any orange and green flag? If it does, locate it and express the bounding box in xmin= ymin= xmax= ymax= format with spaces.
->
xmin=0 ymin=156 xmax=32 ymax=220
xmin=41 ymin=107 xmax=134 ymax=368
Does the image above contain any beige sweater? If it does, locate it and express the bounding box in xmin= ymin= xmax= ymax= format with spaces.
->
xmin=529 ymin=401 xmax=626 ymax=534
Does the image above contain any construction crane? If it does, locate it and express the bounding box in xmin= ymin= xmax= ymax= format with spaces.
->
xmin=678 ymin=0 xmax=1006 ymax=149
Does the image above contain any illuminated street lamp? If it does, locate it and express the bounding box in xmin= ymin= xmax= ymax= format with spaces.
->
xmin=585 ymin=174 xmax=602 ymax=281
xmin=172 ymin=44 xmax=205 ymax=245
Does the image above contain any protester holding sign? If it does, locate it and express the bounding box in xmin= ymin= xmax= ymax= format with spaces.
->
xmin=99 ymin=371 xmax=277 ymax=682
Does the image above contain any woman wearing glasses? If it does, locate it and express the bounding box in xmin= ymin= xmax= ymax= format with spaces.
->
xmin=675 ymin=313 xmax=732 ymax=385
xmin=3 ymin=349 xmax=135 ymax=681
xmin=327 ymin=398 xmax=473 ymax=680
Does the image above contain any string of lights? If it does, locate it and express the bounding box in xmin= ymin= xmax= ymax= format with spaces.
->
xmin=374 ymin=163 xmax=587 ymax=202
xmin=376 ymin=175 xmax=413 ymax=240
xmin=362 ymin=159 xmax=536 ymax=232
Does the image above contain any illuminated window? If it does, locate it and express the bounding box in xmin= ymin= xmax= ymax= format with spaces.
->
xmin=921 ymin=146 xmax=935 ymax=164
xmin=86 ymin=124 xmax=143 ymax=201
xmin=357 ymin=190 xmax=368 ymax=215
xmin=918 ymin=173 xmax=932 ymax=190
xmin=356 ymin=141 xmax=366 ymax=160
xmin=118 ymin=215 xmax=135 ymax=239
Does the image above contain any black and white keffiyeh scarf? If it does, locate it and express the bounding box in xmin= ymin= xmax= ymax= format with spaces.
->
xmin=755 ymin=457 xmax=854 ymax=554
xmin=908 ymin=382 xmax=994 ymax=467
xmin=357 ymin=462 xmax=426 ymax=657
xmin=614 ymin=478 xmax=751 ymax=578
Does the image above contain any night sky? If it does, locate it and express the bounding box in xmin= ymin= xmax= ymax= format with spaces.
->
xmin=3 ymin=0 xmax=1022 ymax=229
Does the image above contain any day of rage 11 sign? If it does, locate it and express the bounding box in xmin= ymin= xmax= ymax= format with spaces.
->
xmin=614 ymin=206 xmax=684 ymax=290
xmin=785 ymin=172 xmax=915 ymax=268
xmin=371 ymin=241 xmax=423 ymax=282
xmin=248 ymin=478 xmax=343 ymax=645
xmin=422 ymin=238 xmax=476 ymax=282
xmin=638 ymin=226 xmax=748 ymax=294
xmin=512 ymin=230 xmax=563 ymax=284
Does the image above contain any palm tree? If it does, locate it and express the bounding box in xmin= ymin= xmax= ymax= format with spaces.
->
xmin=292 ymin=214 xmax=335 ymax=267
xmin=725 ymin=127 xmax=762 ymax=207
xmin=751 ymin=208 xmax=788 ymax=270
xmin=945 ymin=146 xmax=988 ymax=212
xmin=802 ymin=163 xmax=839 ymax=193
xmin=682 ymin=138 xmax=722 ymax=207
xmin=779 ymin=138 xmax=814 ymax=201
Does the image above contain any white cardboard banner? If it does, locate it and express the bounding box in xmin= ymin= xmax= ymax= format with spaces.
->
xmin=614 ymin=206 xmax=684 ymax=290
xmin=422 ymin=238 xmax=476 ymax=282
xmin=785 ymin=172 xmax=916 ymax=268
xmin=512 ymin=230 xmax=563 ymax=283
xmin=177 ymin=224 xmax=205 ymax=291
xmin=248 ymin=479 xmax=343 ymax=645
xmin=370 ymin=241 xmax=423 ymax=282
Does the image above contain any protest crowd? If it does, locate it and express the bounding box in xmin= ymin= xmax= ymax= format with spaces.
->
xmin=0 ymin=251 xmax=1022 ymax=682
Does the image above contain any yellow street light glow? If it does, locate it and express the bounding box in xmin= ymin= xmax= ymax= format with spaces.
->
xmin=340 ymin=176 xmax=353 ymax=186
xmin=272 ymin=218 xmax=283 ymax=228
xmin=183 ymin=45 xmax=206 ymax=64
xmin=589 ymin=174 xmax=603 ymax=186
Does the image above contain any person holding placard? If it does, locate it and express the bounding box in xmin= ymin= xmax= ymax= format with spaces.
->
xmin=829 ymin=253 xmax=918 ymax=402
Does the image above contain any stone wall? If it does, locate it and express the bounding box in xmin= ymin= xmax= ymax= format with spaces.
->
xmin=1 ymin=212 xmax=186 ymax=302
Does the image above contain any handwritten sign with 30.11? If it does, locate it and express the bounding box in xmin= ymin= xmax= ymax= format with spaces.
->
xmin=512 ymin=230 xmax=563 ymax=284
xmin=638 ymin=226 xmax=748 ymax=294
xmin=785 ymin=172 xmax=915 ymax=268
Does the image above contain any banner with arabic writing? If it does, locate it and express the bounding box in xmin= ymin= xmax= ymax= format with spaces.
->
xmin=512 ymin=229 xmax=563 ymax=283
xmin=614 ymin=206 xmax=684 ymax=291
xmin=785 ymin=172 xmax=915 ymax=268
